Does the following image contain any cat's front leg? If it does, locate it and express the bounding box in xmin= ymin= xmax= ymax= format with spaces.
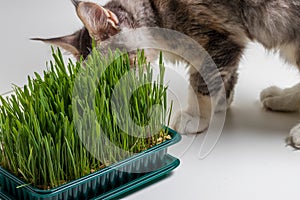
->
xmin=172 ymin=60 xmax=239 ymax=134
xmin=260 ymin=83 xmax=300 ymax=112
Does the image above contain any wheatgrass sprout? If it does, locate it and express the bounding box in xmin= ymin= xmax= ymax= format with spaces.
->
xmin=0 ymin=48 xmax=172 ymax=189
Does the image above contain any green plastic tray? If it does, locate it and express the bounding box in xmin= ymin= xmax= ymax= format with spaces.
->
xmin=0 ymin=128 xmax=181 ymax=200
xmin=0 ymin=155 xmax=179 ymax=200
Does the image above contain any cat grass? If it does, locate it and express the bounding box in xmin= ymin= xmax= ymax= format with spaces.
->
xmin=0 ymin=48 xmax=172 ymax=189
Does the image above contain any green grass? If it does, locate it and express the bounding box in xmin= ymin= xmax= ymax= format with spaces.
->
xmin=0 ymin=48 xmax=172 ymax=189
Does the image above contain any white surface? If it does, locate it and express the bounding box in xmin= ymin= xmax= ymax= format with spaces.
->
xmin=1 ymin=1 xmax=300 ymax=200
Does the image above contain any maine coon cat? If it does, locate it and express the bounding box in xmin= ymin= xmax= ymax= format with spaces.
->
xmin=33 ymin=0 xmax=300 ymax=148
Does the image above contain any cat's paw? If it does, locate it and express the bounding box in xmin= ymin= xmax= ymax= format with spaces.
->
xmin=260 ymin=86 xmax=297 ymax=112
xmin=172 ymin=111 xmax=209 ymax=134
xmin=287 ymin=123 xmax=300 ymax=149
xmin=260 ymin=86 xmax=283 ymax=102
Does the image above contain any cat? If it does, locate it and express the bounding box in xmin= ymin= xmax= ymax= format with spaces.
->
xmin=33 ymin=0 xmax=300 ymax=148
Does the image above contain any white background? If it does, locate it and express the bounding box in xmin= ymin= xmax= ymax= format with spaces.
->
xmin=1 ymin=1 xmax=300 ymax=199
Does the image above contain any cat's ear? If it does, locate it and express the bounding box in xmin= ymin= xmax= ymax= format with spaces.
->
xmin=75 ymin=1 xmax=120 ymax=41
xmin=31 ymin=30 xmax=82 ymax=59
